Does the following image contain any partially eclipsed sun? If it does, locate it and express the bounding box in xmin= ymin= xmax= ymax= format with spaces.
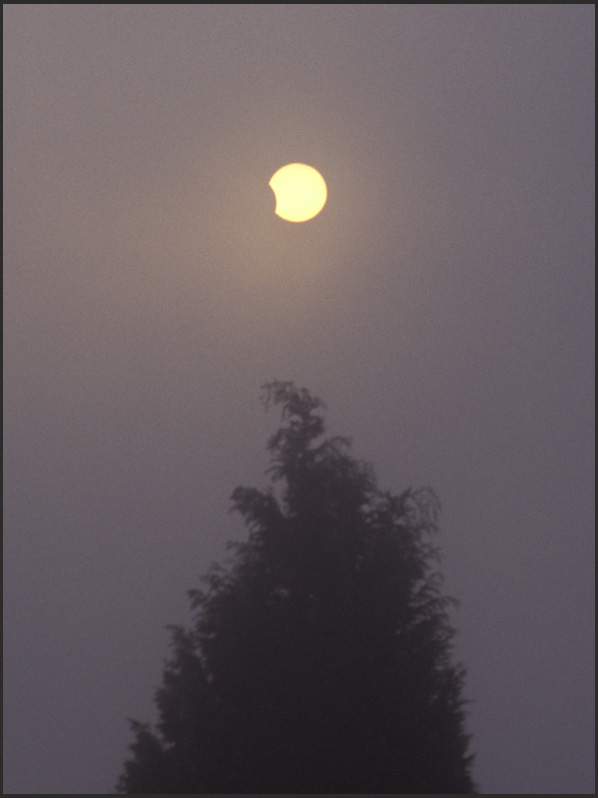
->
xmin=269 ymin=163 xmax=327 ymax=222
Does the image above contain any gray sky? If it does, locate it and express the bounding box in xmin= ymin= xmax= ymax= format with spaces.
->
xmin=3 ymin=5 xmax=594 ymax=794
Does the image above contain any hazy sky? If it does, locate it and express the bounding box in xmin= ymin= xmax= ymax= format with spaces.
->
xmin=4 ymin=5 xmax=594 ymax=794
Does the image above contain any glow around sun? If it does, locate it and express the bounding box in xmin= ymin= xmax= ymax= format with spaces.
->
xmin=269 ymin=163 xmax=327 ymax=222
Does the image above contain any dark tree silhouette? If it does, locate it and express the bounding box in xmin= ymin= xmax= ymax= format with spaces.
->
xmin=117 ymin=381 xmax=476 ymax=794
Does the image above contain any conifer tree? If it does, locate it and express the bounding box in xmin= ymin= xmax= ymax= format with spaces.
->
xmin=118 ymin=381 xmax=476 ymax=793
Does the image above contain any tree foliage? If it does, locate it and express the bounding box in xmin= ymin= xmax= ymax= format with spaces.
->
xmin=117 ymin=381 xmax=476 ymax=793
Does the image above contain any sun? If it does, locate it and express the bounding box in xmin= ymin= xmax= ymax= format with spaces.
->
xmin=268 ymin=163 xmax=327 ymax=222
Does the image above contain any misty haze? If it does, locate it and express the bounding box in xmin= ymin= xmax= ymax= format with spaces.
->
xmin=3 ymin=5 xmax=594 ymax=794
